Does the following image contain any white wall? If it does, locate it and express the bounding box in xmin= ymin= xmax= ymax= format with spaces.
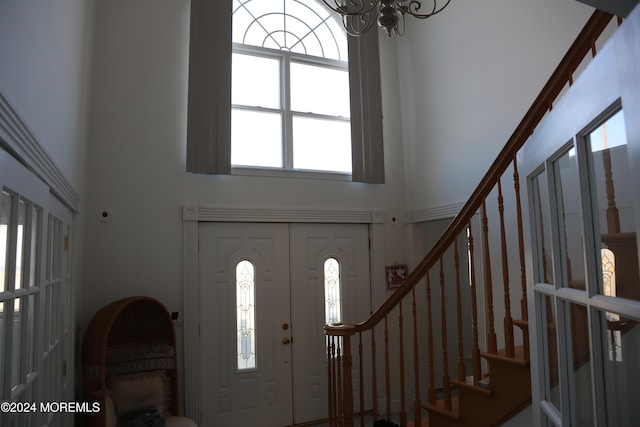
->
xmin=0 ymin=0 xmax=95 ymax=189
xmin=398 ymin=0 xmax=595 ymax=212
xmin=82 ymin=0 xmax=407 ymax=325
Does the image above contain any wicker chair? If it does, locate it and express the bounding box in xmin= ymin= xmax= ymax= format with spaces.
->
xmin=82 ymin=296 xmax=196 ymax=427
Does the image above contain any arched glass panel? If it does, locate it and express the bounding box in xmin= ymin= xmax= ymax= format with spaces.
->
xmin=232 ymin=0 xmax=347 ymax=61
xmin=324 ymin=257 xmax=341 ymax=325
xmin=236 ymin=260 xmax=256 ymax=370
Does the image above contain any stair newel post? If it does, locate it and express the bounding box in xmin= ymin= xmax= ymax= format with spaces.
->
xmin=384 ymin=316 xmax=391 ymax=420
xmin=440 ymin=256 xmax=452 ymax=410
xmin=426 ymin=272 xmax=436 ymax=405
xmin=341 ymin=333 xmax=354 ymax=427
xmin=498 ymin=179 xmax=515 ymax=358
xmin=411 ymin=289 xmax=423 ymax=427
xmin=398 ymin=301 xmax=407 ymax=426
xmin=468 ymin=221 xmax=483 ymax=385
xmin=482 ymin=201 xmax=498 ymax=354
xmin=513 ymin=156 xmax=530 ymax=361
xmin=454 ymin=238 xmax=466 ymax=381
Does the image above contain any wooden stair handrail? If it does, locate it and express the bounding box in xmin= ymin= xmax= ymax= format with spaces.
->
xmin=325 ymin=9 xmax=614 ymax=338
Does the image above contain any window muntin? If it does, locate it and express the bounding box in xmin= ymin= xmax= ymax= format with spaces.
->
xmin=236 ymin=260 xmax=257 ymax=370
xmin=231 ymin=0 xmax=350 ymax=174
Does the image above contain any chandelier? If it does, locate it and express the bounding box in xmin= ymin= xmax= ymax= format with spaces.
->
xmin=322 ymin=0 xmax=451 ymax=36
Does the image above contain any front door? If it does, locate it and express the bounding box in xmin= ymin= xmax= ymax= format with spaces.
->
xmin=519 ymin=13 xmax=640 ymax=427
xmin=198 ymin=222 xmax=370 ymax=426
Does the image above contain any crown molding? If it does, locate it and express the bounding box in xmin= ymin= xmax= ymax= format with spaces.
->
xmin=182 ymin=205 xmax=384 ymax=224
xmin=0 ymin=91 xmax=79 ymax=212
xmin=406 ymin=202 xmax=465 ymax=223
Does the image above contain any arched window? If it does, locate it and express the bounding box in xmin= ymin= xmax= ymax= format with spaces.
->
xmin=324 ymin=257 xmax=341 ymax=325
xmin=236 ymin=260 xmax=256 ymax=370
xmin=187 ymin=0 xmax=384 ymax=183
xmin=231 ymin=0 xmax=351 ymax=173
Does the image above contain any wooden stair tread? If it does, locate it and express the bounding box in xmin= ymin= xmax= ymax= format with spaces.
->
xmin=482 ymin=345 xmax=530 ymax=367
xmin=452 ymin=376 xmax=493 ymax=396
xmin=422 ymin=395 xmax=461 ymax=420
xmin=406 ymin=417 xmax=430 ymax=427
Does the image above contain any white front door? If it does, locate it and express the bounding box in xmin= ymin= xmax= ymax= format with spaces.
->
xmin=290 ymin=223 xmax=371 ymax=423
xmin=198 ymin=222 xmax=370 ymax=426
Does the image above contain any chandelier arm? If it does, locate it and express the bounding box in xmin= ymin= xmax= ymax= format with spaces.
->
xmin=343 ymin=13 xmax=379 ymax=36
xmin=324 ymin=0 xmax=452 ymax=36
xmin=395 ymin=12 xmax=406 ymax=36
xmin=322 ymin=0 xmax=380 ymax=17
xmin=402 ymin=0 xmax=452 ymax=19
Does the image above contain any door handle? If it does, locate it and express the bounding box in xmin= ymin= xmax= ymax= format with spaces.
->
xmin=282 ymin=337 xmax=291 ymax=345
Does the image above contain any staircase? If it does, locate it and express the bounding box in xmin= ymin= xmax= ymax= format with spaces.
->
xmin=324 ymin=10 xmax=618 ymax=427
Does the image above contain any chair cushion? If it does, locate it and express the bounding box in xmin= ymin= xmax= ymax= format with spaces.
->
xmin=107 ymin=370 xmax=170 ymax=417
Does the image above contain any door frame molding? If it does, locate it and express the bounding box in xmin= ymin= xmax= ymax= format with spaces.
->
xmin=182 ymin=205 xmax=384 ymax=423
